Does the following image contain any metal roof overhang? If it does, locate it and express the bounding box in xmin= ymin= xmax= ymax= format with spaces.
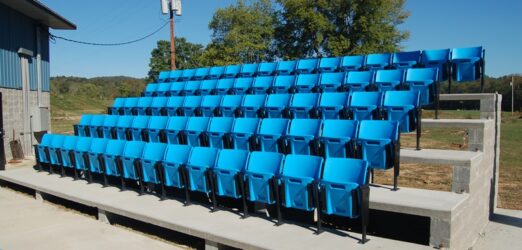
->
xmin=0 ymin=0 xmax=76 ymax=30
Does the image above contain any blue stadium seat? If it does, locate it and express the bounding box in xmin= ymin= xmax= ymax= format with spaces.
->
xmin=140 ymin=142 xmax=168 ymax=187
xmin=273 ymin=75 xmax=296 ymax=94
xmin=213 ymin=149 xmax=249 ymax=199
xmin=115 ymin=115 xmax=134 ymax=140
xmin=59 ymin=136 xmax=78 ymax=169
xmin=147 ymin=116 xmax=169 ymax=143
xmin=130 ymin=116 xmax=150 ymax=141
xmin=224 ymin=65 xmax=241 ymax=78
xmin=165 ymin=117 xmax=189 ymax=144
xmin=252 ymin=76 xmax=274 ymax=94
xmin=200 ymin=95 xmax=223 ymax=117
xmin=340 ymin=55 xmax=365 ymax=71
xmin=48 ymin=134 xmax=66 ymax=166
xmin=319 ymin=157 xmax=369 ymax=241
xmin=257 ymin=62 xmax=277 ymax=76
xmin=136 ymin=97 xmax=153 ymax=116
xmin=348 ymin=92 xmax=382 ymax=120
xmin=295 ymin=74 xmax=319 ymax=93
xmin=344 ymin=71 xmax=373 ymax=92
xmin=181 ymin=96 xmax=203 ymax=116
xmin=162 ymin=144 xmax=192 ymax=190
xmin=219 ymin=95 xmax=244 ymax=118
xmin=319 ymin=72 xmax=345 ymax=92
xmin=88 ymin=115 xmax=105 ymax=138
xmin=256 ymin=118 xmax=289 ymax=152
xmin=102 ymin=139 xmax=126 ymax=178
xmin=110 ymin=98 xmax=125 ymax=115
xmin=35 ymin=134 xmax=53 ymax=165
xmin=144 ymin=83 xmax=158 ymax=97
xmin=320 ymin=120 xmax=358 ymax=158
xmin=169 ymin=82 xmax=184 ymax=96
xmin=182 ymin=80 xmax=201 ymax=96
xmin=166 ymin=96 xmax=184 ymax=116
xmin=233 ymin=77 xmax=254 ymax=95
xmin=208 ymin=66 xmax=226 ymax=79
xmin=240 ymin=94 xmax=266 ymax=118
xmin=72 ymin=137 xmax=93 ymax=173
xmin=383 ymin=90 xmax=420 ymax=133
xmin=374 ymin=69 xmax=404 ymax=91
xmin=216 ymin=78 xmax=236 ymax=95
xmin=365 ymin=53 xmax=391 ymax=70
xmin=150 ymin=97 xmax=169 ymax=116
xmin=101 ymin=115 xmax=118 ymax=139
xmin=357 ymin=120 xmax=400 ymax=189
xmin=207 ymin=117 xmax=234 ymax=148
xmin=420 ymin=49 xmax=450 ymax=81
xmin=392 ymin=51 xmax=421 ymax=69
xmin=405 ymin=68 xmax=439 ymax=105
xmin=318 ymin=92 xmax=349 ymax=119
xmin=123 ymin=97 xmax=139 ymax=116
xmin=156 ymin=83 xmax=171 ymax=97
xmin=75 ymin=114 xmax=92 ymax=136
xmin=230 ymin=118 xmax=259 ymax=150
xmin=121 ymin=141 xmax=146 ymax=182
xmin=193 ymin=67 xmax=210 ymax=80
xmin=276 ymin=60 xmax=297 ymax=75
xmin=451 ymin=46 xmax=484 ymax=82
xmin=158 ymin=71 xmax=170 ymax=83
xmin=280 ymin=154 xmax=323 ymax=211
xmin=186 ymin=147 xmax=219 ymax=194
xmin=180 ymin=68 xmax=196 ymax=81
xmin=184 ymin=117 xmax=210 ymax=146
xmin=168 ymin=70 xmax=183 ymax=82
xmin=199 ymin=79 xmax=218 ymax=96
xmin=244 ymin=151 xmax=284 ymax=205
xmin=286 ymin=119 xmax=322 ymax=155
xmin=318 ymin=57 xmax=341 ymax=72
xmin=296 ymin=58 xmax=319 ymax=74
xmin=264 ymin=94 xmax=291 ymax=118
xmin=288 ymin=93 xmax=320 ymax=119
xmin=240 ymin=63 xmax=258 ymax=77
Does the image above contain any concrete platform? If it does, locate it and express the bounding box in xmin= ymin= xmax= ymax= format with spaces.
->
xmin=0 ymin=166 xmax=440 ymax=250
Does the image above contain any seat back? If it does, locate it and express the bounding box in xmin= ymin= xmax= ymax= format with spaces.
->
xmin=405 ymin=67 xmax=438 ymax=83
xmin=115 ymin=115 xmax=134 ymax=128
xmin=105 ymin=140 xmax=126 ymax=156
xmin=144 ymin=83 xmax=158 ymax=96
xmin=183 ymin=80 xmax=201 ymax=95
xmin=164 ymin=144 xmax=192 ymax=164
xmin=157 ymin=83 xmax=171 ymax=95
xmin=276 ymin=60 xmax=297 ymax=75
xmin=451 ymin=46 xmax=482 ymax=61
xmin=50 ymin=134 xmax=66 ymax=148
xmin=241 ymin=94 xmax=266 ymax=109
xmin=182 ymin=95 xmax=203 ymax=110
xmin=287 ymin=119 xmax=322 ymax=137
xmin=90 ymin=115 xmax=105 ymax=127
xmin=88 ymin=138 xmax=108 ymax=154
xmin=319 ymin=72 xmax=345 ymax=91
xmin=258 ymin=118 xmax=289 ymax=136
xmin=124 ymin=97 xmax=139 ymax=108
xmin=296 ymin=58 xmax=318 ymax=74
xmin=392 ymin=51 xmax=421 ymax=68
xmin=215 ymin=149 xmax=249 ymax=171
xmin=345 ymin=71 xmax=373 ymax=91
xmin=151 ymin=97 xmax=168 ymax=108
xmin=180 ymin=68 xmax=196 ymax=81
xmin=233 ymin=77 xmax=254 ymax=94
xmin=322 ymin=158 xmax=368 ymax=185
xmin=375 ymin=69 xmax=404 ymax=90
xmin=421 ymin=49 xmax=450 ymax=65
xmin=208 ymin=117 xmax=234 ymax=134
xmin=319 ymin=92 xmax=349 ymax=108
xmin=290 ymin=93 xmax=319 ymax=109
xmin=340 ymin=55 xmax=365 ymax=71
xmin=295 ymin=73 xmax=319 ymax=92
xmin=201 ymin=95 xmax=223 ymax=114
xmin=122 ymin=141 xmax=146 ymax=158
xmin=208 ymin=66 xmax=226 ymax=79
xmin=62 ymin=136 xmax=79 ymax=150
xmin=231 ymin=118 xmax=259 ymax=135
xmin=142 ymin=142 xmax=168 ymax=161
xmin=273 ymin=75 xmax=296 ymax=93
xmin=240 ymin=63 xmax=258 ymax=77
xmin=220 ymin=95 xmax=244 ymax=117
xmin=166 ymin=116 xmax=189 ymax=131
xmin=168 ymin=70 xmax=183 ymax=82
xmin=265 ymin=94 xmax=291 ymax=117
xmin=321 ymin=120 xmax=358 ymax=139
xmin=193 ymin=67 xmax=210 ymax=80
xmin=383 ymin=90 xmax=420 ymax=108
xmin=216 ymin=78 xmax=235 ymax=94
xmin=40 ymin=133 xmax=53 ymax=147
xmin=224 ymin=65 xmax=241 ymax=78
xmin=282 ymin=154 xmax=323 ymax=180
xmin=246 ymin=151 xmax=283 ymax=174
xmin=358 ymin=120 xmax=399 ymax=141
xmin=252 ymin=76 xmax=274 ymax=94
xmin=158 ymin=71 xmax=170 ymax=82
xmin=199 ymin=79 xmax=218 ymax=94
xmin=365 ymin=53 xmax=391 ymax=70
xmin=318 ymin=57 xmax=341 ymax=72
xmin=131 ymin=116 xmax=150 ymax=129
xmin=112 ymin=98 xmax=126 ymax=108
xmin=257 ymin=62 xmax=277 ymax=76
xmin=78 ymin=114 xmax=93 ymax=126
xmin=350 ymin=91 xmax=382 ymax=108
xmin=188 ymin=147 xmax=218 ymax=167
xmin=185 ymin=117 xmax=210 ymax=133
xmin=137 ymin=97 xmax=153 ymax=108
xmin=148 ymin=116 xmax=169 ymax=130
xmin=166 ymin=96 xmax=185 ymax=111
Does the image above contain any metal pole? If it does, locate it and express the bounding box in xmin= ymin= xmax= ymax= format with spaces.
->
xmin=170 ymin=7 xmax=176 ymax=70
xmin=512 ymin=76 xmax=515 ymax=116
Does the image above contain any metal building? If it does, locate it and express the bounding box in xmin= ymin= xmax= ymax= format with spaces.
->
xmin=0 ymin=0 xmax=75 ymax=164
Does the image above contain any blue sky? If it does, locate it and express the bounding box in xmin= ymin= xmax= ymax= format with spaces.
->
xmin=41 ymin=0 xmax=521 ymax=78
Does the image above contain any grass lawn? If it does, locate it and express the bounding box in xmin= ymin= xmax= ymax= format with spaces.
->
xmin=50 ymin=96 xmax=522 ymax=210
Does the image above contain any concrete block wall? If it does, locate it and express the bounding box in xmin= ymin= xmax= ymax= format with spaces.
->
xmin=0 ymin=88 xmax=50 ymax=160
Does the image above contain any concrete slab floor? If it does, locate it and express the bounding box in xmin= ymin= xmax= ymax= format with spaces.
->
xmin=0 ymin=187 xmax=184 ymax=250
xmin=473 ymin=208 xmax=522 ymax=250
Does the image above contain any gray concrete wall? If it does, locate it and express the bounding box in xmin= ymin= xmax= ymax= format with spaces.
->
xmin=0 ymin=88 xmax=50 ymax=160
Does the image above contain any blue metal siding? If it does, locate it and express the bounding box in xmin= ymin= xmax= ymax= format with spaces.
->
xmin=0 ymin=3 xmax=51 ymax=92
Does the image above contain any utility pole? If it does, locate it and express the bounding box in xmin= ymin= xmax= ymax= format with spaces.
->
xmin=170 ymin=8 xmax=176 ymax=70
xmin=511 ymin=76 xmax=515 ymax=116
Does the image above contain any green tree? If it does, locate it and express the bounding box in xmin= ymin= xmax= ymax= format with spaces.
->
xmin=200 ymin=0 xmax=276 ymax=65
xmin=148 ymin=38 xmax=205 ymax=81
xmin=274 ymin=0 xmax=410 ymax=59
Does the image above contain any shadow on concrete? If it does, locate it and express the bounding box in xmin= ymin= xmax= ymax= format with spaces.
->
xmin=491 ymin=213 xmax=522 ymax=228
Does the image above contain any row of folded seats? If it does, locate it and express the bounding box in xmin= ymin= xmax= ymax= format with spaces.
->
xmin=145 ymin=68 xmax=438 ymax=106
xmin=74 ymin=116 xmax=401 ymax=189
xmin=109 ymin=91 xmax=420 ymax=133
xmin=157 ymin=46 xmax=483 ymax=83
xmin=35 ymin=134 xmax=371 ymax=242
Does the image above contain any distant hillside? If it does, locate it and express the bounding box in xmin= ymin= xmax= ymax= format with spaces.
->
xmin=50 ymin=76 xmax=147 ymax=133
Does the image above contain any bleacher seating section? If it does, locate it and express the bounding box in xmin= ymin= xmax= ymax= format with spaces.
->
xmin=35 ymin=46 xmax=484 ymax=244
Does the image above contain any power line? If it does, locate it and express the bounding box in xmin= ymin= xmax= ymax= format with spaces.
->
xmin=49 ymin=20 xmax=169 ymax=46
